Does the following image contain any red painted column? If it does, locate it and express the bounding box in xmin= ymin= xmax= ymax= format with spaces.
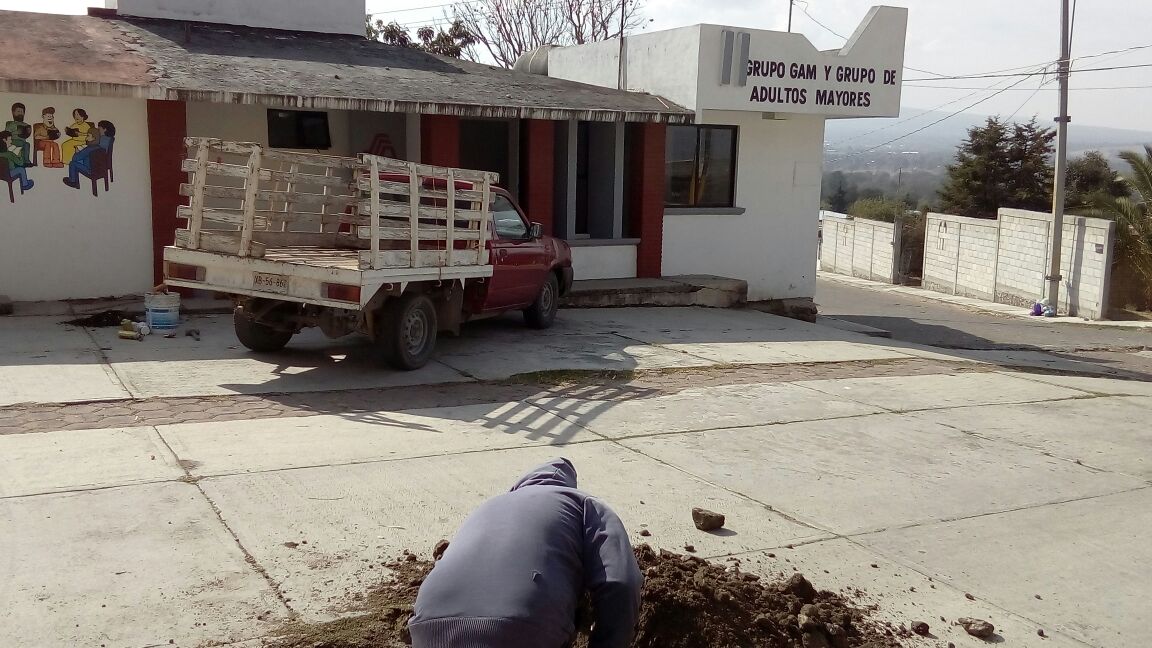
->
xmin=146 ymin=100 xmax=188 ymax=285
xmin=520 ymin=119 xmax=555 ymax=235
xmin=630 ymin=122 xmax=667 ymax=278
xmin=420 ymin=114 xmax=460 ymax=168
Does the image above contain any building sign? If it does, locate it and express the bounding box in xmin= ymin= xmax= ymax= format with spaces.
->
xmin=702 ymin=6 xmax=907 ymax=118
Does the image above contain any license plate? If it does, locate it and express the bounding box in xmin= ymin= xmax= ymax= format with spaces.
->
xmin=252 ymin=272 xmax=289 ymax=294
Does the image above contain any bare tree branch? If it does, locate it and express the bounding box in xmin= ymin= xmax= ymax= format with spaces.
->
xmin=451 ymin=0 xmax=646 ymax=68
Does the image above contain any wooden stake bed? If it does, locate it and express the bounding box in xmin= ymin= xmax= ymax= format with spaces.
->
xmin=163 ymin=138 xmax=498 ymax=309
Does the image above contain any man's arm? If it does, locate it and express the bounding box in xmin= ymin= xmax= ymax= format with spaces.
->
xmin=582 ymin=497 xmax=643 ymax=648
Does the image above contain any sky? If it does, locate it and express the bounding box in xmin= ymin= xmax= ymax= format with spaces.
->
xmin=7 ymin=0 xmax=1152 ymax=132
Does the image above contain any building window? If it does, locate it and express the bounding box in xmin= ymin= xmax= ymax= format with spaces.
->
xmin=665 ymin=125 xmax=737 ymax=208
xmin=267 ymin=109 xmax=331 ymax=149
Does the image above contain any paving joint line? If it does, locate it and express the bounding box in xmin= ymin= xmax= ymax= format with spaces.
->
xmin=178 ymin=436 xmax=615 ymax=483
xmin=930 ymin=415 xmax=1152 ymax=484
xmin=703 ymin=517 xmax=1100 ymax=647
xmin=0 ymin=476 xmax=188 ymax=501
xmin=516 ymin=399 xmax=840 ymax=536
xmin=838 ymin=533 xmax=1099 ymax=648
xmin=152 ymin=425 xmax=298 ymax=619
xmin=606 ymin=330 xmax=723 ymax=365
xmin=524 ymin=407 xmax=894 ymax=443
xmin=78 ymin=324 xmax=135 ymax=399
xmin=845 ymin=484 xmax=1152 ymax=538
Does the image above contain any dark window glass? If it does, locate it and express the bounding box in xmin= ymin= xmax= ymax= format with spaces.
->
xmin=665 ymin=126 xmax=698 ymax=207
xmin=267 ymin=110 xmax=331 ymax=149
xmin=664 ymin=125 xmax=738 ymax=208
xmin=492 ymin=195 xmax=528 ymax=239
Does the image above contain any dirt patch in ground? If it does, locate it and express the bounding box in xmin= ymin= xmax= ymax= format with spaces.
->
xmin=62 ymin=310 xmax=129 ymax=327
xmin=266 ymin=545 xmax=907 ymax=648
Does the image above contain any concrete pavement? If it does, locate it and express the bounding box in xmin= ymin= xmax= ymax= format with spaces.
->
xmin=1 ymin=306 xmax=1150 ymax=647
xmin=817 ymin=274 xmax=1152 ymax=381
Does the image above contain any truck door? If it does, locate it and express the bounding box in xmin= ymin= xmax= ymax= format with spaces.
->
xmin=484 ymin=194 xmax=549 ymax=311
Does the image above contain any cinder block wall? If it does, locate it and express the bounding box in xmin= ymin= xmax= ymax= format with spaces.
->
xmin=996 ymin=209 xmax=1114 ymax=318
xmin=923 ymin=214 xmax=998 ymax=300
xmin=820 ymin=213 xmax=897 ymax=283
xmin=922 ymin=209 xmax=1115 ymax=319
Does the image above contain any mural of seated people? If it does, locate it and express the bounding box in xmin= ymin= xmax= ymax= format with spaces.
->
xmin=1 ymin=129 xmax=35 ymax=201
xmin=4 ymin=103 xmax=33 ymax=168
xmin=62 ymin=120 xmax=115 ymax=196
xmin=60 ymin=108 xmax=95 ymax=164
xmin=33 ymin=107 xmax=64 ymax=169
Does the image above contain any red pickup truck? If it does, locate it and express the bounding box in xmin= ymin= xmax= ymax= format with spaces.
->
xmin=162 ymin=140 xmax=573 ymax=371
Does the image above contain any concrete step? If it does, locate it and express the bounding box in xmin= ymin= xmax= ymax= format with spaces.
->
xmin=562 ymin=275 xmax=748 ymax=308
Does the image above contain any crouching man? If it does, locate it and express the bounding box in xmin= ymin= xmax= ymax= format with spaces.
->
xmin=409 ymin=458 xmax=643 ymax=648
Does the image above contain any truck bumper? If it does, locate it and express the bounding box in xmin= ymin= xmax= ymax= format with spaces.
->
xmin=558 ymin=266 xmax=574 ymax=295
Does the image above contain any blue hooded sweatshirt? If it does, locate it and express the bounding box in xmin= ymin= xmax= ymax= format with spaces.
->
xmin=409 ymin=458 xmax=642 ymax=648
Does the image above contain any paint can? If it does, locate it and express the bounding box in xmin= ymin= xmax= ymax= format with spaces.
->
xmin=145 ymin=292 xmax=181 ymax=331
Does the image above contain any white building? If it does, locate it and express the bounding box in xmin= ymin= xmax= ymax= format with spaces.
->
xmin=0 ymin=0 xmax=906 ymax=310
xmin=542 ymin=7 xmax=908 ymax=303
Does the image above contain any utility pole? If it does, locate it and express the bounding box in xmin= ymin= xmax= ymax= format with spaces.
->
xmin=617 ymin=0 xmax=626 ymax=89
xmin=787 ymin=0 xmax=794 ymax=32
xmin=1046 ymin=0 xmax=1071 ymax=311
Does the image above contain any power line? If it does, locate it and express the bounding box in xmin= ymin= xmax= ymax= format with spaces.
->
xmin=905 ymin=61 xmax=1152 ymax=82
xmin=368 ymin=0 xmax=480 ymax=16
xmin=901 ymin=43 xmax=1152 ymax=86
xmin=796 ymin=3 xmax=848 ymax=40
xmin=1074 ymin=43 xmax=1152 ymax=64
xmin=828 ymin=65 xmax=1050 ymax=148
xmin=905 ymin=82 xmax=1152 ymax=90
xmin=828 ymin=73 xmax=1037 ymax=162
xmin=1005 ymin=77 xmax=1054 ymax=121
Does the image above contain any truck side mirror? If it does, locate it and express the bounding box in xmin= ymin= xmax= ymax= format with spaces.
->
xmin=529 ymin=222 xmax=543 ymax=239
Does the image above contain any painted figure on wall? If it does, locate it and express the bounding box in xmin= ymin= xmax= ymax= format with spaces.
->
xmin=33 ymin=107 xmax=63 ymax=169
xmin=1 ymin=130 xmax=35 ymax=197
xmin=60 ymin=108 xmax=94 ymax=164
xmin=63 ymin=120 xmax=115 ymax=194
xmin=4 ymin=103 xmax=32 ymax=167
xmin=0 ymin=99 xmax=118 ymax=201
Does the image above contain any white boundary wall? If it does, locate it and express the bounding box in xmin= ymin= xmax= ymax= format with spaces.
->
xmin=570 ymin=244 xmax=637 ymax=280
xmin=923 ymin=209 xmax=1115 ymax=319
xmin=819 ymin=212 xmax=899 ymax=283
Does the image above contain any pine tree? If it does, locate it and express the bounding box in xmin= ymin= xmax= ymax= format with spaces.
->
xmin=938 ymin=117 xmax=1055 ymax=218
xmin=1006 ymin=118 xmax=1056 ymax=211
xmin=938 ymin=117 xmax=1011 ymax=218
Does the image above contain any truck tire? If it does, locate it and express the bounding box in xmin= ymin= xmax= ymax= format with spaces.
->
xmin=233 ymin=309 xmax=293 ymax=352
xmin=377 ymin=293 xmax=438 ymax=370
xmin=524 ymin=273 xmax=559 ymax=329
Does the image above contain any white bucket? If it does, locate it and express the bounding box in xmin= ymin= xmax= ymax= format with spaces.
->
xmin=145 ymin=292 xmax=181 ymax=331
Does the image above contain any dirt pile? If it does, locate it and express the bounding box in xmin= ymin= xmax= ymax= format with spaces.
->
xmin=599 ymin=544 xmax=900 ymax=648
xmin=267 ymin=545 xmax=903 ymax=648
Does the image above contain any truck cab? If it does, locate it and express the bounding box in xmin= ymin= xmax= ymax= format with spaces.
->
xmin=471 ymin=188 xmax=573 ymax=322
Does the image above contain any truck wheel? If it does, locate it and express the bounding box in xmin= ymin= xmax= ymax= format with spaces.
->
xmin=233 ymin=309 xmax=293 ymax=352
xmin=378 ymin=293 xmax=438 ymax=370
xmin=524 ymin=274 xmax=559 ymax=329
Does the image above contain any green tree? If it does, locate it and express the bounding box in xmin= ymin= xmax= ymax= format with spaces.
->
xmin=848 ymin=197 xmax=908 ymax=223
xmin=829 ymin=183 xmax=849 ymax=213
xmin=366 ymin=16 xmax=477 ymax=59
xmin=1006 ymin=118 xmax=1056 ymax=210
xmin=1066 ymin=151 xmax=1129 ymax=208
xmin=938 ymin=117 xmax=1055 ymax=218
xmin=1085 ymin=146 xmax=1152 ymax=309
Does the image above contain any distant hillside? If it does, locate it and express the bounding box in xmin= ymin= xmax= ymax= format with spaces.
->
xmin=825 ymin=108 xmax=1152 ymax=173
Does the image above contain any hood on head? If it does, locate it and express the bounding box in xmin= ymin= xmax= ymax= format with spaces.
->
xmin=509 ymin=458 xmax=577 ymax=491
